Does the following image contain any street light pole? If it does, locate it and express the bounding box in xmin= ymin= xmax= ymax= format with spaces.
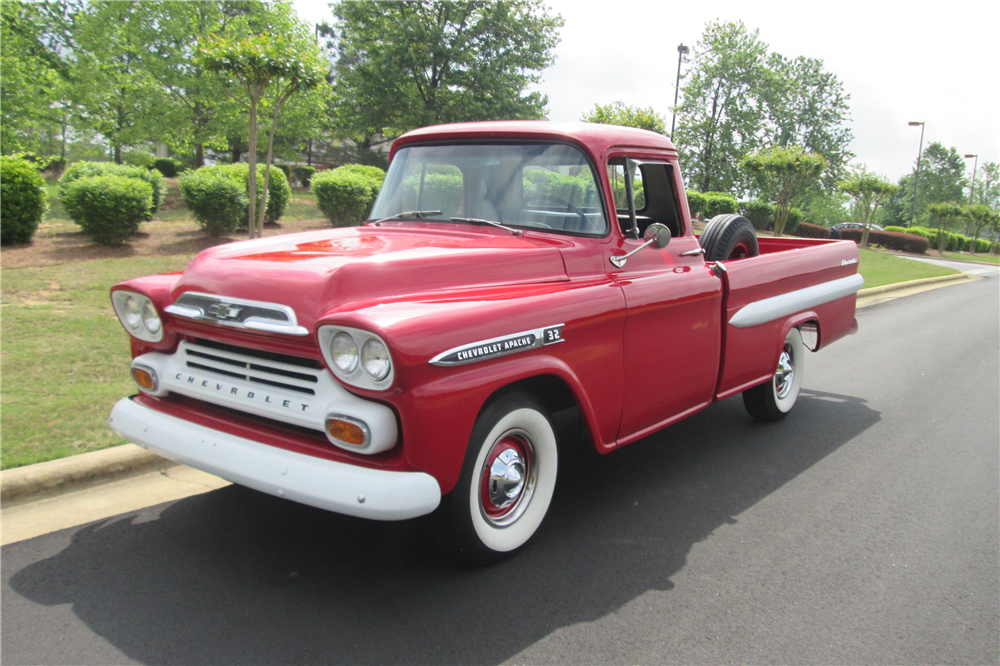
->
xmin=670 ymin=44 xmax=689 ymax=140
xmin=964 ymin=154 xmax=979 ymax=204
xmin=908 ymin=121 xmax=925 ymax=227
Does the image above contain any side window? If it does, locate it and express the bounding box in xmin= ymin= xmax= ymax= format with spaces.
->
xmin=608 ymin=158 xmax=682 ymax=238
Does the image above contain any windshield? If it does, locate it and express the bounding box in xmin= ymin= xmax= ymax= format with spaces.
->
xmin=369 ymin=143 xmax=608 ymax=236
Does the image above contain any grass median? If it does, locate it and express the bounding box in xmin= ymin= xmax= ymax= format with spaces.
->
xmin=0 ymin=222 xmax=967 ymax=469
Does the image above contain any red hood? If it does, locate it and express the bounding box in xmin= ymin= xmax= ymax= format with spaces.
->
xmin=168 ymin=224 xmax=571 ymax=329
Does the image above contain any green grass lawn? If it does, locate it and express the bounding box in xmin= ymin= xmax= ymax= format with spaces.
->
xmin=1 ymin=257 xmax=193 ymax=469
xmin=938 ymin=251 xmax=1000 ymax=265
xmin=856 ymin=247 xmax=959 ymax=288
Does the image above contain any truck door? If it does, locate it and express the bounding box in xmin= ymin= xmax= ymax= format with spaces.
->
xmin=605 ymin=157 xmax=722 ymax=444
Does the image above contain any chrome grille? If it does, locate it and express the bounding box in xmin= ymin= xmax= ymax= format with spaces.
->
xmin=183 ymin=338 xmax=323 ymax=395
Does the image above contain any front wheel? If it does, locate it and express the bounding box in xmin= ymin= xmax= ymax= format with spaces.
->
xmin=743 ymin=327 xmax=805 ymax=421
xmin=437 ymin=393 xmax=559 ymax=564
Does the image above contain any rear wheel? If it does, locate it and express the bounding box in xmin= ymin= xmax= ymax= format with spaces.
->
xmin=743 ymin=327 xmax=804 ymax=421
xmin=700 ymin=214 xmax=759 ymax=261
xmin=437 ymin=393 xmax=558 ymax=564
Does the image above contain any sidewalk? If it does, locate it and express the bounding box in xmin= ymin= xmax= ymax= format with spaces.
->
xmin=0 ymin=271 xmax=973 ymax=544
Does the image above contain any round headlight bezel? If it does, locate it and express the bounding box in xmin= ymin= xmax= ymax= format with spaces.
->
xmin=112 ymin=290 xmax=164 ymax=343
xmin=318 ymin=326 xmax=394 ymax=390
xmin=331 ymin=331 xmax=359 ymax=373
xmin=141 ymin=300 xmax=161 ymax=335
xmin=122 ymin=294 xmax=142 ymax=330
xmin=361 ymin=338 xmax=391 ymax=381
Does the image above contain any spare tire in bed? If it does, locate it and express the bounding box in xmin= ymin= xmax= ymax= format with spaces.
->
xmin=699 ymin=214 xmax=759 ymax=261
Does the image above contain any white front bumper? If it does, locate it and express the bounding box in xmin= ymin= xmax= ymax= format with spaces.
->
xmin=109 ymin=397 xmax=441 ymax=521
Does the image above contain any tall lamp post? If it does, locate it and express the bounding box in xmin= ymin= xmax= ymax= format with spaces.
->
xmin=908 ymin=121 xmax=925 ymax=227
xmin=670 ymin=44 xmax=689 ymax=140
xmin=964 ymin=153 xmax=979 ymax=204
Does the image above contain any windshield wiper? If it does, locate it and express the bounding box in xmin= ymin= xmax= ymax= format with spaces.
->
xmin=370 ymin=210 xmax=442 ymax=226
xmin=449 ymin=217 xmax=524 ymax=236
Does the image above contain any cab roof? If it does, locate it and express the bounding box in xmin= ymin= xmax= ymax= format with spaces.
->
xmin=391 ymin=121 xmax=677 ymax=160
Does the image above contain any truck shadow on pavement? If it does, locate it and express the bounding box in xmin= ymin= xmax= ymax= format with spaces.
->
xmin=6 ymin=390 xmax=878 ymax=665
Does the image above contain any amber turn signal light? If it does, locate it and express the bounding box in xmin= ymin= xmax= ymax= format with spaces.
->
xmin=325 ymin=417 xmax=369 ymax=448
xmin=131 ymin=366 xmax=157 ymax=392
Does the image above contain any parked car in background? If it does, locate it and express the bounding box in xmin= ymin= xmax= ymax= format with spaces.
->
xmin=830 ymin=222 xmax=883 ymax=239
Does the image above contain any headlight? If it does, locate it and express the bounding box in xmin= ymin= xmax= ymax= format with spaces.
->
xmin=112 ymin=291 xmax=164 ymax=342
xmin=122 ymin=295 xmax=142 ymax=330
xmin=141 ymin=300 xmax=161 ymax=335
xmin=330 ymin=332 xmax=359 ymax=373
xmin=318 ymin=326 xmax=394 ymax=390
xmin=361 ymin=339 xmax=391 ymax=380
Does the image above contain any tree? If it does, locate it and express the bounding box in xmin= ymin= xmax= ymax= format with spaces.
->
xmin=972 ymin=162 xmax=999 ymax=210
xmin=122 ymin=1 xmax=255 ymax=167
xmin=963 ymin=204 xmax=998 ymax=254
xmin=741 ymin=145 xmax=826 ymax=237
xmin=72 ymin=1 xmax=162 ymax=163
xmin=0 ymin=1 xmax=78 ymax=157
xmin=201 ymin=14 xmax=327 ymax=238
xmin=329 ymin=0 xmax=563 ymax=159
xmin=764 ymin=54 xmax=853 ymax=190
xmin=673 ymin=20 xmax=852 ymax=195
xmin=926 ymin=201 xmax=965 ymax=251
xmin=838 ymin=167 xmax=897 ymax=247
xmin=581 ymin=101 xmax=665 ymax=134
xmin=672 ymin=20 xmax=771 ymax=193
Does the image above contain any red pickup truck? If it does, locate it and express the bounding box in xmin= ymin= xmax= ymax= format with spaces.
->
xmin=109 ymin=121 xmax=862 ymax=562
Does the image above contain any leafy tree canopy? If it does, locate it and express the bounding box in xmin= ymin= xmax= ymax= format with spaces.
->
xmin=839 ymin=166 xmax=897 ymax=246
xmin=581 ymin=101 xmax=665 ymax=134
xmin=329 ymin=0 xmax=563 ymax=152
xmin=741 ymin=145 xmax=827 ymax=236
xmin=674 ymin=20 xmax=852 ymax=195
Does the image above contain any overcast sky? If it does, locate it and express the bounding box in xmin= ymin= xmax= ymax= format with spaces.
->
xmin=294 ymin=0 xmax=998 ymax=186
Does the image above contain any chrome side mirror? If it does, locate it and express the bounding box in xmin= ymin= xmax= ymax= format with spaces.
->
xmin=644 ymin=223 xmax=671 ymax=249
xmin=610 ymin=223 xmax=672 ymax=268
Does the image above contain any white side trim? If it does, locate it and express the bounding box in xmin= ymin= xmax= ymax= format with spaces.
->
xmin=729 ymin=273 xmax=864 ymax=328
xmin=109 ymin=398 xmax=440 ymax=521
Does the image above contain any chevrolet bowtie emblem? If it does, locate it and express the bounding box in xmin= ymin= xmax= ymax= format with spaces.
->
xmin=207 ymin=303 xmax=243 ymax=320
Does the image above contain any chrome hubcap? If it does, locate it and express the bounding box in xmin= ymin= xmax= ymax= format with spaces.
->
xmin=774 ymin=343 xmax=794 ymax=399
xmin=480 ymin=432 xmax=535 ymax=527
xmin=488 ymin=448 xmax=526 ymax=509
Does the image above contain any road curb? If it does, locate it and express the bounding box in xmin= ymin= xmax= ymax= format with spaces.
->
xmin=857 ymin=272 xmax=970 ymax=297
xmin=1 ymin=444 xmax=177 ymax=507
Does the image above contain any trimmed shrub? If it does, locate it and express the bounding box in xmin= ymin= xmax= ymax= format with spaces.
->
xmin=795 ymin=222 xmax=831 ymax=239
xmin=838 ymin=228 xmax=929 ymax=254
xmin=738 ymin=199 xmax=801 ymax=234
xmin=178 ymin=169 xmax=249 ymax=237
xmin=275 ymin=164 xmax=291 ymax=179
xmin=41 ymin=156 xmax=66 ymax=174
xmin=686 ymin=191 xmax=706 ymax=218
xmin=701 ymin=191 xmax=738 ymax=218
xmin=152 ymin=157 xmax=179 ymax=178
xmin=62 ymin=175 xmax=153 ymax=245
xmin=741 ymin=199 xmax=773 ymax=230
xmin=312 ymin=169 xmax=375 ymax=226
xmin=60 ymin=161 xmax=165 ymax=215
xmin=1 ymin=155 xmax=48 ymax=244
xmin=123 ymin=151 xmax=155 ymax=169
xmin=294 ymin=165 xmax=316 ymax=187
xmin=179 ymin=163 xmax=290 ymax=227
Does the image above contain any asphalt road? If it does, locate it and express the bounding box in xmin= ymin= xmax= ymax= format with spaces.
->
xmin=3 ymin=277 xmax=998 ymax=665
